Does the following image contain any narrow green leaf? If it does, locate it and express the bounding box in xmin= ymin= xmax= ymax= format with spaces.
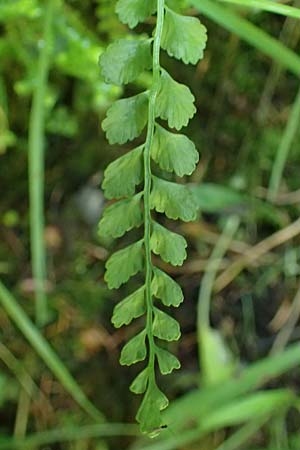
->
xmin=156 ymin=70 xmax=196 ymax=130
xmin=191 ymin=0 xmax=300 ymax=78
xmin=100 ymin=39 xmax=152 ymax=85
xmin=102 ymin=146 xmax=143 ymax=200
xmin=151 ymin=267 xmax=184 ymax=307
xmin=120 ymin=330 xmax=147 ymax=366
xmin=102 ymin=92 xmax=148 ymax=144
xmin=155 ymin=346 xmax=181 ymax=375
xmin=153 ymin=307 xmax=181 ymax=342
xmin=152 ymin=124 xmax=199 ymax=176
xmin=200 ymin=326 xmax=236 ymax=386
xmin=161 ymin=7 xmax=207 ymax=64
xmin=150 ymin=176 xmax=198 ymax=221
xmin=105 ymin=240 xmax=144 ymax=289
xmin=98 ymin=193 xmax=143 ymax=239
xmin=150 ymin=222 xmax=187 ymax=266
xmin=112 ymin=286 xmax=146 ymax=328
xmin=0 ymin=281 xmax=104 ymax=422
xmin=130 ymin=368 xmax=149 ymax=394
xmin=116 ymin=0 xmax=157 ymax=29
xmin=217 ymin=0 xmax=300 ymax=20
xmin=136 ymin=382 xmax=169 ymax=433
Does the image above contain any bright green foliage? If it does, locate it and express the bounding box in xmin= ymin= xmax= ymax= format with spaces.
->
xmin=104 ymin=239 xmax=144 ymax=289
xmin=102 ymin=92 xmax=148 ymax=144
xmin=153 ymin=307 xmax=181 ymax=341
xmin=98 ymin=193 xmax=143 ymax=238
xmin=156 ymin=70 xmax=196 ymax=130
xmin=150 ymin=222 xmax=187 ymax=266
xmin=112 ymin=286 xmax=145 ymax=328
xmin=151 ymin=176 xmax=198 ymax=221
xmin=152 ymin=124 xmax=199 ymax=176
xmin=136 ymin=383 xmax=169 ymax=433
xmin=120 ymin=330 xmax=147 ymax=365
xmin=99 ymin=0 xmax=207 ymax=433
xmin=162 ymin=7 xmax=208 ymax=64
xmin=155 ymin=346 xmax=181 ymax=374
xmin=99 ymin=39 xmax=152 ymax=85
xmin=130 ymin=368 xmax=149 ymax=394
xmin=102 ymin=146 xmax=144 ymax=199
xmin=116 ymin=0 xmax=157 ymax=29
xmin=152 ymin=268 xmax=184 ymax=307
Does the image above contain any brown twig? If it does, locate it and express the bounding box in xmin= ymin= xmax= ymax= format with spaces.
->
xmin=214 ymin=217 xmax=300 ymax=293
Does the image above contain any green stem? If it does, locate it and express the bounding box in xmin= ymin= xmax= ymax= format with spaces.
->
xmin=0 ymin=280 xmax=104 ymax=422
xmin=267 ymin=84 xmax=300 ymax=201
xmin=28 ymin=0 xmax=54 ymax=326
xmin=143 ymin=0 xmax=165 ymax=382
xmin=197 ymin=215 xmax=240 ymax=332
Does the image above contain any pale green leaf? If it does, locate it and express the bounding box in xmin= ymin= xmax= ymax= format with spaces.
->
xmin=150 ymin=176 xmax=198 ymax=221
xmin=100 ymin=39 xmax=152 ymax=85
xmin=161 ymin=8 xmax=207 ymax=64
xmin=150 ymin=222 xmax=187 ymax=266
xmin=152 ymin=124 xmax=199 ymax=176
xmin=153 ymin=307 xmax=181 ymax=341
xmin=130 ymin=367 xmax=149 ymax=394
xmin=200 ymin=326 xmax=236 ymax=386
xmin=155 ymin=346 xmax=181 ymax=375
xmin=156 ymin=69 xmax=196 ymax=130
xmin=136 ymin=382 xmax=169 ymax=433
xmin=98 ymin=193 xmax=143 ymax=239
xmin=116 ymin=0 xmax=156 ymax=29
xmin=151 ymin=268 xmax=183 ymax=307
xmin=102 ymin=146 xmax=143 ymax=199
xmin=105 ymin=239 xmax=144 ymax=289
xmin=112 ymin=286 xmax=145 ymax=328
xmin=120 ymin=330 xmax=147 ymax=365
xmin=102 ymin=92 xmax=148 ymax=144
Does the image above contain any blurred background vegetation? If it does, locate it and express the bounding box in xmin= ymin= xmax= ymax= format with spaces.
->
xmin=1 ymin=0 xmax=300 ymax=449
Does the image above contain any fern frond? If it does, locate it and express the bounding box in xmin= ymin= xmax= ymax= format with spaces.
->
xmin=99 ymin=0 xmax=207 ymax=433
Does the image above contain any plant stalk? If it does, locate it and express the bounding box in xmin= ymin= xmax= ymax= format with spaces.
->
xmin=28 ymin=0 xmax=54 ymax=326
xmin=143 ymin=0 xmax=165 ymax=382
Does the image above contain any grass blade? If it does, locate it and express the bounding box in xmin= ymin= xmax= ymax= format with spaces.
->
xmin=0 ymin=280 xmax=104 ymax=421
xmin=191 ymin=0 xmax=300 ymax=77
xmin=217 ymin=0 xmax=300 ymax=20
xmin=267 ymin=84 xmax=300 ymax=200
xmin=0 ymin=423 xmax=139 ymax=449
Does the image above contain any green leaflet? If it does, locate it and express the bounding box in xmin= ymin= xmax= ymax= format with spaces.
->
xmin=98 ymin=193 xmax=143 ymax=239
xmin=100 ymin=0 xmax=205 ymax=433
xmin=120 ymin=330 xmax=147 ymax=365
xmin=116 ymin=0 xmax=157 ymax=29
xmin=136 ymin=383 xmax=169 ymax=432
xmin=155 ymin=346 xmax=181 ymax=375
xmin=151 ymin=176 xmax=198 ymax=221
xmin=151 ymin=267 xmax=184 ymax=307
xmin=130 ymin=368 xmax=149 ymax=394
xmin=102 ymin=146 xmax=143 ymax=199
xmin=153 ymin=307 xmax=181 ymax=341
xmin=112 ymin=286 xmax=146 ymax=328
xmin=100 ymin=39 xmax=152 ymax=85
xmin=156 ymin=69 xmax=196 ymax=130
xmin=152 ymin=124 xmax=199 ymax=176
xmin=105 ymin=239 xmax=144 ymax=289
xmin=162 ymin=7 xmax=208 ymax=64
xmin=150 ymin=222 xmax=187 ymax=266
xmin=102 ymin=92 xmax=148 ymax=144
